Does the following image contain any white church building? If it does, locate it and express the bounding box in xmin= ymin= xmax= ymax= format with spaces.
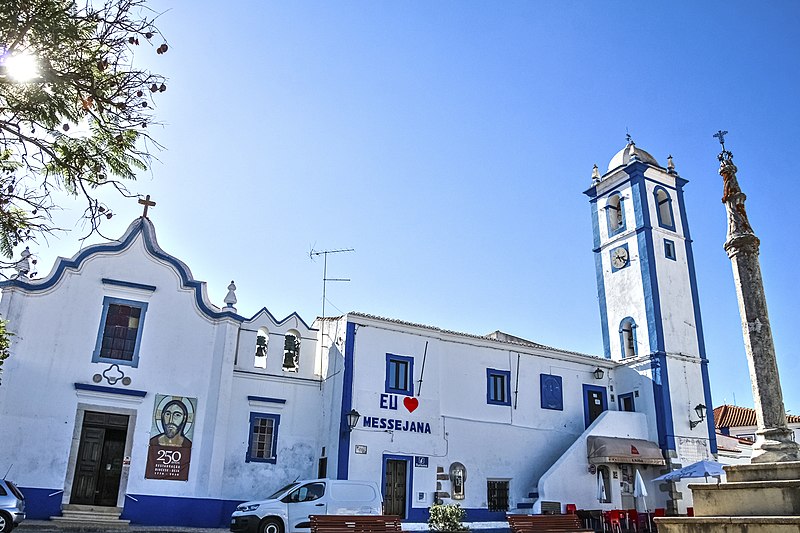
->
xmin=0 ymin=142 xmax=717 ymax=527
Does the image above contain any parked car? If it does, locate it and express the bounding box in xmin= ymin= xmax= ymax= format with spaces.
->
xmin=230 ymin=478 xmax=382 ymax=533
xmin=0 ymin=479 xmax=25 ymax=532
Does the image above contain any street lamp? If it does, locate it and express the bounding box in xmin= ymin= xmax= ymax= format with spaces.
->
xmin=593 ymin=367 xmax=605 ymax=380
xmin=690 ymin=403 xmax=707 ymax=429
xmin=346 ymin=409 xmax=361 ymax=432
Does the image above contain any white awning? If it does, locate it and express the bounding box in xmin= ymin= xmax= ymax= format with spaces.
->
xmin=587 ymin=436 xmax=665 ymax=465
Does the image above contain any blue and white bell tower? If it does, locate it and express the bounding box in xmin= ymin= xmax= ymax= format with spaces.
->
xmin=584 ymin=141 xmax=717 ymax=471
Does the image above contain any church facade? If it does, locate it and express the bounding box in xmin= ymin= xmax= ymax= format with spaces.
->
xmin=0 ymin=143 xmax=716 ymax=527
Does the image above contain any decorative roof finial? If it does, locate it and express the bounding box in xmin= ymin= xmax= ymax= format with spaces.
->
xmin=667 ymin=154 xmax=675 ymax=174
xmin=625 ymin=128 xmax=634 ymax=145
xmin=714 ymin=129 xmax=733 ymax=163
xmin=12 ymin=246 xmax=32 ymax=278
xmin=224 ymin=280 xmax=237 ymax=311
xmin=591 ymin=164 xmax=601 ymax=184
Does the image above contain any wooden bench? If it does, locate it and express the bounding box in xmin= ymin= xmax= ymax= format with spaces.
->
xmin=507 ymin=513 xmax=595 ymax=533
xmin=310 ymin=514 xmax=403 ymax=532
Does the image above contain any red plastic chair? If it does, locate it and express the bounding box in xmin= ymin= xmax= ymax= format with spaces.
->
xmin=606 ymin=510 xmax=623 ymax=533
xmin=566 ymin=503 xmax=577 ymax=514
xmin=627 ymin=510 xmax=638 ymax=532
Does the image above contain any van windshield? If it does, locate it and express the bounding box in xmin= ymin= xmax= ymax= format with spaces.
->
xmin=267 ymin=482 xmax=299 ymax=500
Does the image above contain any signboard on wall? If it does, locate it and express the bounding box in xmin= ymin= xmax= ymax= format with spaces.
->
xmin=145 ymin=394 xmax=197 ymax=481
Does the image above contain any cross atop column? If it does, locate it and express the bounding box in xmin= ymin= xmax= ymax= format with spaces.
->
xmin=138 ymin=195 xmax=156 ymax=218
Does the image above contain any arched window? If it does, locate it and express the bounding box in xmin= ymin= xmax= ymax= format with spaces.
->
xmin=597 ymin=466 xmax=612 ymax=503
xmin=654 ymin=187 xmax=675 ymax=230
xmin=254 ymin=328 xmax=268 ymax=369
xmin=606 ymin=193 xmax=625 ymax=235
xmin=619 ymin=318 xmax=637 ymax=359
xmin=449 ymin=462 xmax=466 ymax=500
xmin=283 ymin=331 xmax=300 ymax=372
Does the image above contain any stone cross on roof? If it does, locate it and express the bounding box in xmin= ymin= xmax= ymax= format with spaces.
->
xmin=138 ymin=195 xmax=156 ymax=218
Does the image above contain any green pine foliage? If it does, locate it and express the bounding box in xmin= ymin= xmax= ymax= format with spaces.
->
xmin=0 ymin=0 xmax=168 ymax=258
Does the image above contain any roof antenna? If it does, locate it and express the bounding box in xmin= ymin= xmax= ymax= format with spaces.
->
xmin=310 ymin=247 xmax=354 ymax=383
xmin=3 ymin=464 xmax=12 ymax=479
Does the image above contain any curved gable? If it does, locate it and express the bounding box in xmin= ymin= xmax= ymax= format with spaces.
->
xmin=1 ymin=218 xmax=245 ymax=323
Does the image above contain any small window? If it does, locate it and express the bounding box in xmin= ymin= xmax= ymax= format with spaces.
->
xmin=247 ymin=412 xmax=280 ymax=463
xmin=655 ymin=187 xmax=675 ymax=230
xmin=606 ymin=193 xmax=625 ymax=235
xmin=486 ymin=369 xmax=511 ymax=406
xmin=487 ymin=480 xmax=509 ymax=512
xmin=92 ymin=296 xmax=148 ymax=367
xmin=385 ymin=354 xmax=414 ymax=395
xmin=254 ymin=328 xmax=269 ymax=368
xmin=284 ymin=482 xmax=325 ymax=503
xmin=282 ymin=331 xmax=300 ymax=372
xmin=540 ymin=374 xmax=563 ymax=410
xmin=619 ymin=318 xmax=637 ymax=359
xmin=664 ymin=239 xmax=676 ymax=261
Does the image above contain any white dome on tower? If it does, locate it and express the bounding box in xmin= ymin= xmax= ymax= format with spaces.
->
xmin=607 ymin=142 xmax=660 ymax=172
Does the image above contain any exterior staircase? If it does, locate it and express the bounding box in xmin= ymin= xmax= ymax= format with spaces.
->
xmin=49 ymin=504 xmax=130 ymax=529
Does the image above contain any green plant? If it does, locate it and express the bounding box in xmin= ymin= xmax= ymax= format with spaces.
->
xmin=428 ymin=503 xmax=468 ymax=531
xmin=0 ymin=318 xmax=13 ymax=386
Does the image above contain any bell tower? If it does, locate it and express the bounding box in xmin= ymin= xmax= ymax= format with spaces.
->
xmin=583 ymin=140 xmax=716 ymax=464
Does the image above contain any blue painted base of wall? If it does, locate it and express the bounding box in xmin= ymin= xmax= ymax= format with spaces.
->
xmin=19 ymin=487 xmax=242 ymax=528
xmin=18 ymin=487 xmax=63 ymax=520
xmin=121 ymin=494 xmax=243 ymax=527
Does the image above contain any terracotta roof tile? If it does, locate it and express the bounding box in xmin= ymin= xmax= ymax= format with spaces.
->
xmin=714 ymin=404 xmax=800 ymax=428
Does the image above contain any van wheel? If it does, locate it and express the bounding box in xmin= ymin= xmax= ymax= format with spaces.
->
xmin=259 ymin=518 xmax=282 ymax=533
xmin=0 ymin=512 xmax=11 ymax=533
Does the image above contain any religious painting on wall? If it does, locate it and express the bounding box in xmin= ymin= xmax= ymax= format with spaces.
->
xmin=145 ymin=394 xmax=197 ymax=481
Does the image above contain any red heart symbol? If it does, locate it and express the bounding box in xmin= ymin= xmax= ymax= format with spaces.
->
xmin=403 ymin=397 xmax=419 ymax=413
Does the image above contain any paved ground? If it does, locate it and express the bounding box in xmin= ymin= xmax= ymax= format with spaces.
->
xmin=17 ymin=520 xmax=511 ymax=533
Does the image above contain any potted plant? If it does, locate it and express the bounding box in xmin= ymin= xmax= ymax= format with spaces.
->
xmin=428 ymin=503 xmax=469 ymax=532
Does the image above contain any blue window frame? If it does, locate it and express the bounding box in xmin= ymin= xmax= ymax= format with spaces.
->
xmin=618 ymin=392 xmax=635 ymax=412
xmin=605 ymin=193 xmax=626 ymax=236
xmin=664 ymin=239 xmax=676 ymax=260
xmin=486 ymin=368 xmax=511 ymax=406
xmin=246 ymin=412 xmax=280 ymax=463
xmin=540 ymin=374 xmax=563 ymax=410
xmin=385 ymin=354 xmax=414 ymax=396
xmin=619 ymin=317 xmax=638 ymax=359
xmin=654 ymin=186 xmax=676 ymax=231
xmin=92 ymin=296 xmax=148 ymax=367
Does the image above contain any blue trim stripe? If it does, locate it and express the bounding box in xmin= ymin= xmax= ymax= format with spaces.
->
xmin=0 ymin=218 xmax=314 ymax=328
xmin=247 ymin=396 xmax=287 ymax=404
xmin=337 ymin=321 xmax=357 ymax=479
xmin=74 ymin=382 xmax=147 ymax=397
xmin=628 ymin=166 xmax=675 ymax=450
xmin=590 ymin=200 xmax=611 ymax=358
xmin=676 ymin=183 xmax=717 ymax=453
xmin=101 ymin=278 xmax=157 ymax=292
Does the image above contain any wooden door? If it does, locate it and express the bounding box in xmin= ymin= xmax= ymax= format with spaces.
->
xmin=71 ymin=427 xmax=105 ymax=504
xmin=70 ymin=412 xmax=128 ymax=506
xmin=383 ymin=459 xmax=407 ymax=518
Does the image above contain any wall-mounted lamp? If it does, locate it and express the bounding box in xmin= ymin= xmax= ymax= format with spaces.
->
xmin=689 ymin=403 xmax=707 ymax=429
xmin=346 ymin=409 xmax=361 ymax=432
xmin=593 ymin=367 xmax=605 ymax=380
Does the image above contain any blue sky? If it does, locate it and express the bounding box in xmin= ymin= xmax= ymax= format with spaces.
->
xmin=35 ymin=1 xmax=800 ymax=412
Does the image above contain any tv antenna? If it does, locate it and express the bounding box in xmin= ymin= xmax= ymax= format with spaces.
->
xmin=310 ymin=247 xmax=354 ymax=382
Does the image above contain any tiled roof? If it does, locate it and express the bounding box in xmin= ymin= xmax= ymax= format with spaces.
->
xmin=714 ymin=404 xmax=800 ymax=428
xmin=346 ymin=312 xmax=603 ymax=360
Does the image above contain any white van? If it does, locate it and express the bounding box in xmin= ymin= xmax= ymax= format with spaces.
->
xmin=230 ymin=478 xmax=383 ymax=533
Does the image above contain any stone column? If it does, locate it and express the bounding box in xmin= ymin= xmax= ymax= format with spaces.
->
xmin=718 ymin=147 xmax=800 ymax=463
